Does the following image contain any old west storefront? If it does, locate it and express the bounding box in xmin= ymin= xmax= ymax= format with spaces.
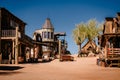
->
xmin=98 ymin=13 xmax=120 ymax=67
xmin=100 ymin=16 xmax=120 ymax=56
xmin=0 ymin=8 xmax=33 ymax=64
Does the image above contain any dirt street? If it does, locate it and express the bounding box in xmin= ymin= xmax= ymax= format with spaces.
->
xmin=0 ymin=56 xmax=120 ymax=80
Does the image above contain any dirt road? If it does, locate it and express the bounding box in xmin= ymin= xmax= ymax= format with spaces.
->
xmin=0 ymin=56 xmax=120 ymax=80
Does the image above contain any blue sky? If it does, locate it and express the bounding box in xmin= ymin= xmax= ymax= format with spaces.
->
xmin=0 ymin=0 xmax=120 ymax=54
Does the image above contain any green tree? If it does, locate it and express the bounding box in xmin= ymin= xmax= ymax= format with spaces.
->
xmin=86 ymin=19 xmax=103 ymax=42
xmin=72 ymin=19 xmax=103 ymax=56
xmin=72 ymin=23 xmax=87 ymax=57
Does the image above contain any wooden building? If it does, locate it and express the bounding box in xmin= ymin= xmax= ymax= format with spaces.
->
xmin=82 ymin=41 xmax=97 ymax=52
xmin=33 ymin=18 xmax=67 ymax=60
xmin=98 ymin=12 xmax=120 ymax=67
xmin=0 ymin=8 xmax=33 ymax=64
xmin=78 ymin=41 xmax=97 ymax=57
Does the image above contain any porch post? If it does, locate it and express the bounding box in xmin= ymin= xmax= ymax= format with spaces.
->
xmin=105 ymin=38 xmax=109 ymax=58
xmin=59 ymin=40 xmax=61 ymax=60
xmin=15 ymin=27 xmax=19 ymax=64
xmin=0 ymin=9 xmax=1 ymax=64
xmin=0 ymin=54 xmax=1 ymax=64
xmin=12 ymin=39 xmax=15 ymax=64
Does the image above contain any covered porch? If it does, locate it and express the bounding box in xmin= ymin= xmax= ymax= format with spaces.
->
xmin=0 ymin=27 xmax=33 ymax=64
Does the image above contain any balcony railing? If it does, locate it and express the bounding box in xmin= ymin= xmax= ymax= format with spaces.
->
xmin=1 ymin=30 xmax=16 ymax=37
xmin=107 ymin=48 xmax=120 ymax=54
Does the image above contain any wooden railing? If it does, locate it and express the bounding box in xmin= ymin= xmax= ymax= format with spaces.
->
xmin=107 ymin=48 xmax=120 ymax=54
xmin=1 ymin=30 xmax=16 ymax=37
xmin=107 ymin=48 xmax=120 ymax=67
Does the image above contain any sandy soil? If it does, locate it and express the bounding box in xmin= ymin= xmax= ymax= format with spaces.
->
xmin=0 ymin=56 xmax=120 ymax=80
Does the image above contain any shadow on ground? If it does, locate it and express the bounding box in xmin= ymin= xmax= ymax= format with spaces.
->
xmin=0 ymin=66 xmax=24 ymax=76
xmin=0 ymin=66 xmax=24 ymax=71
xmin=0 ymin=71 xmax=22 ymax=75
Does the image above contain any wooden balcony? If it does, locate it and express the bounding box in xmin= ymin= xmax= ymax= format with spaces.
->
xmin=1 ymin=30 xmax=16 ymax=39
xmin=1 ymin=29 xmax=33 ymax=46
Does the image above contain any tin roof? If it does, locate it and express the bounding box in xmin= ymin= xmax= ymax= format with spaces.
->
xmin=42 ymin=18 xmax=54 ymax=29
xmin=0 ymin=7 xmax=26 ymax=25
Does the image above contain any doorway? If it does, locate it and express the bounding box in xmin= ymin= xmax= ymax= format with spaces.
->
xmin=1 ymin=40 xmax=12 ymax=64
